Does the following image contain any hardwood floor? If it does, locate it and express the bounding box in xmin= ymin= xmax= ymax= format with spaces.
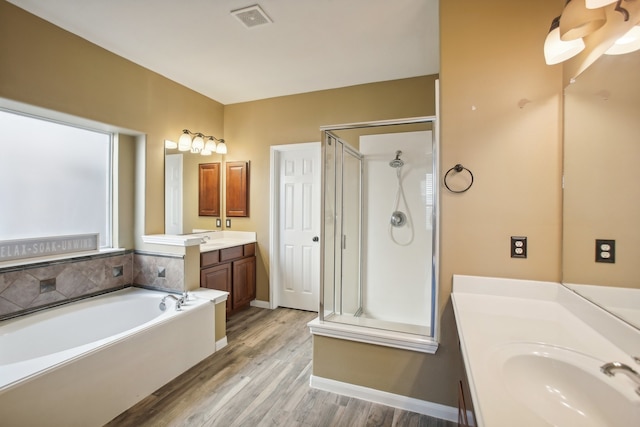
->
xmin=106 ymin=307 xmax=456 ymax=427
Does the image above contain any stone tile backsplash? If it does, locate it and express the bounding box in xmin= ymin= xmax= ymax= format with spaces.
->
xmin=133 ymin=253 xmax=185 ymax=293
xmin=0 ymin=251 xmax=186 ymax=319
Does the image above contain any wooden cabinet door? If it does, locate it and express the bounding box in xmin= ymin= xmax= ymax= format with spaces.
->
xmin=199 ymin=163 xmax=220 ymax=216
xmin=232 ymin=256 xmax=256 ymax=309
xmin=201 ymin=263 xmax=232 ymax=314
xmin=225 ymin=161 xmax=250 ymax=217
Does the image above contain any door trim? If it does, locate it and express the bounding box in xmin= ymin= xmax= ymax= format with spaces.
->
xmin=269 ymin=142 xmax=320 ymax=310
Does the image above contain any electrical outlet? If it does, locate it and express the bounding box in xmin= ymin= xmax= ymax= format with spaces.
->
xmin=226 ymin=219 xmax=231 ymax=228
xmin=216 ymin=218 xmax=222 ymax=228
xmin=595 ymin=239 xmax=615 ymax=263
xmin=511 ymin=236 xmax=527 ymax=258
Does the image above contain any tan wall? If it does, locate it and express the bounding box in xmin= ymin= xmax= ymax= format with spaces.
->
xmin=215 ymin=301 xmax=226 ymax=342
xmin=223 ymin=76 xmax=437 ymax=301
xmin=435 ymin=0 xmax=564 ymax=405
xmin=117 ymin=134 xmax=137 ymax=249
xmin=0 ymin=0 xmax=224 ymax=240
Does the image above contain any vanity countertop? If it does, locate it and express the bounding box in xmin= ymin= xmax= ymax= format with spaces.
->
xmin=452 ymin=275 xmax=640 ymax=427
xmin=198 ymin=231 xmax=256 ymax=252
xmin=142 ymin=231 xmax=256 ymax=250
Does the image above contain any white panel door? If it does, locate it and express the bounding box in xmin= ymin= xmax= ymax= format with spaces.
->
xmin=278 ymin=146 xmax=320 ymax=311
xmin=164 ymin=154 xmax=183 ymax=235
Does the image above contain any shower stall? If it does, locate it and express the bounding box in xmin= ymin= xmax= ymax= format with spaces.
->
xmin=318 ymin=117 xmax=439 ymax=348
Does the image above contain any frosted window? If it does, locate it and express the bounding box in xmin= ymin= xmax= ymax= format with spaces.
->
xmin=0 ymin=109 xmax=112 ymax=248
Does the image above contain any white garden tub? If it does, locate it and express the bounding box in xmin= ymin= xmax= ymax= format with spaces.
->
xmin=0 ymin=287 xmax=217 ymax=427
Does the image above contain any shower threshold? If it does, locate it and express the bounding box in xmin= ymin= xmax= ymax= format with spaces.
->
xmin=337 ymin=314 xmax=430 ymax=336
xmin=308 ymin=315 xmax=438 ymax=354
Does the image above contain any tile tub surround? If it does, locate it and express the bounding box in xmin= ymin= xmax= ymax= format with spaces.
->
xmin=0 ymin=251 xmax=190 ymax=319
xmin=0 ymin=251 xmax=133 ymax=319
xmin=452 ymin=275 xmax=640 ymax=426
xmin=133 ymin=252 xmax=185 ymax=292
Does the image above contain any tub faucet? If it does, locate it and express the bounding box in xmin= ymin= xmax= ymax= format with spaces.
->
xmin=601 ymin=361 xmax=640 ymax=396
xmin=159 ymin=294 xmax=183 ymax=311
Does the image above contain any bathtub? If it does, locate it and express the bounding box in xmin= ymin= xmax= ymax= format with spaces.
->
xmin=0 ymin=287 xmax=217 ymax=427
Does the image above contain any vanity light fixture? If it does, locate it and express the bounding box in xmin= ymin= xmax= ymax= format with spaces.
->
xmin=544 ymin=0 xmax=640 ymax=65
xmin=545 ymin=16 xmax=586 ymax=65
xmin=585 ymin=0 xmax=617 ymax=9
xmin=178 ymin=129 xmax=227 ymax=155
xmin=605 ymin=25 xmax=640 ymax=54
xmin=560 ymin=0 xmax=606 ymax=41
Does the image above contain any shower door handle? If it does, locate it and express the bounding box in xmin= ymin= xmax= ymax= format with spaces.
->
xmin=312 ymin=236 xmax=319 ymax=242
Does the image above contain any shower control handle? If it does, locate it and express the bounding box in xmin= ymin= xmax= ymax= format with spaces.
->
xmin=312 ymin=236 xmax=319 ymax=242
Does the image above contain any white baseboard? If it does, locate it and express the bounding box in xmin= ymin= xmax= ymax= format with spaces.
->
xmin=250 ymin=299 xmax=271 ymax=309
xmin=309 ymin=375 xmax=470 ymax=424
xmin=215 ymin=336 xmax=228 ymax=351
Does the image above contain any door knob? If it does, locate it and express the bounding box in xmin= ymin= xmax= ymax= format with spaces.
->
xmin=312 ymin=236 xmax=319 ymax=242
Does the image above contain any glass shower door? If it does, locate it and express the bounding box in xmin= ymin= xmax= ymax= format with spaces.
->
xmin=321 ymin=132 xmax=362 ymax=320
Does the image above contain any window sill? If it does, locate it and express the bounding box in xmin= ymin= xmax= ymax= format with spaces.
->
xmin=0 ymin=248 xmax=128 ymax=273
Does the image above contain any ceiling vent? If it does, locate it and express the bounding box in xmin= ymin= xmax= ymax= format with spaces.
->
xmin=231 ymin=4 xmax=273 ymax=28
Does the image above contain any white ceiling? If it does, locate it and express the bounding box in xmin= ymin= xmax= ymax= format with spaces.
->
xmin=7 ymin=0 xmax=439 ymax=104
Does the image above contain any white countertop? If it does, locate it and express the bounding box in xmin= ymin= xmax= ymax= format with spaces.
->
xmin=142 ymin=231 xmax=256 ymax=251
xmin=452 ymin=275 xmax=640 ymax=427
xmin=198 ymin=231 xmax=256 ymax=252
xmin=191 ymin=287 xmax=228 ymax=304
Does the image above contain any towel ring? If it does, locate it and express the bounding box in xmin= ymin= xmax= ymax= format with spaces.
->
xmin=444 ymin=164 xmax=474 ymax=193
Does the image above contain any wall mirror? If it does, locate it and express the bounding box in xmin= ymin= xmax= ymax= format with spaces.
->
xmin=562 ymin=50 xmax=640 ymax=329
xmin=165 ymin=146 xmax=222 ymax=235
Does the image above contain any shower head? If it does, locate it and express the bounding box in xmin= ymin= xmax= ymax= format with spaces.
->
xmin=389 ymin=150 xmax=404 ymax=168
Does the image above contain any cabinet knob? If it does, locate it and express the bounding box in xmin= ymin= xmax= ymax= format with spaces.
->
xmin=312 ymin=236 xmax=319 ymax=242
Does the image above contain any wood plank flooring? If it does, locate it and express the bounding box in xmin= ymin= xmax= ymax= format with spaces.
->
xmin=106 ymin=307 xmax=456 ymax=427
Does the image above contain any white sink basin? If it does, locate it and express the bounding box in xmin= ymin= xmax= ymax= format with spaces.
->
xmin=492 ymin=343 xmax=640 ymax=426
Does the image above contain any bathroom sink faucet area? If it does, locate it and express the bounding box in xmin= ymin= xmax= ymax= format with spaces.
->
xmin=601 ymin=361 xmax=640 ymax=396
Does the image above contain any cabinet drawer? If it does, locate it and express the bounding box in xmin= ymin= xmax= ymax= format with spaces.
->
xmin=220 ymin=245 xmax=243 ymax=262
xmin=244 ymin=243 xmax=255 ymax=257
xmin=201 ymin=250 xmax=220 ymax=267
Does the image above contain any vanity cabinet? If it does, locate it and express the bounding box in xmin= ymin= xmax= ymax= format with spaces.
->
xmin=232 ymin=256 xmax=256 ymax=309
xmin=225 ymin=161 xmax=250 ymax=217
xmin=199 ymin=162 xmax=220 ymax=217
xmin=457 ymin=339 xmax=475 ymax=426
xmin=200 ymin=243 xmax=256 ymax=316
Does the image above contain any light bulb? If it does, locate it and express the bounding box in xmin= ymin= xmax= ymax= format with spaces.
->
xmin=544 ymin=17 xmax=585 ymax=65
xmin=215 ymin=140 xmax=227 ymax=154
xmin=585 ymin=0 xmax=616 ymax=9
xmin=192 ymin=135 xmax=205 ymax=150
xmin=178 ymin=132 xmax=192 ymax=151
xmin=605 ymin=26 xmax=640 ymax=55
xmin=204 ymin=138 xmax=217 ymax=153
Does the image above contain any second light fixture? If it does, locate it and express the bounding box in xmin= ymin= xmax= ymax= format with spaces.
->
xmin=178 ymin=129 xmax=227 ymax=155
